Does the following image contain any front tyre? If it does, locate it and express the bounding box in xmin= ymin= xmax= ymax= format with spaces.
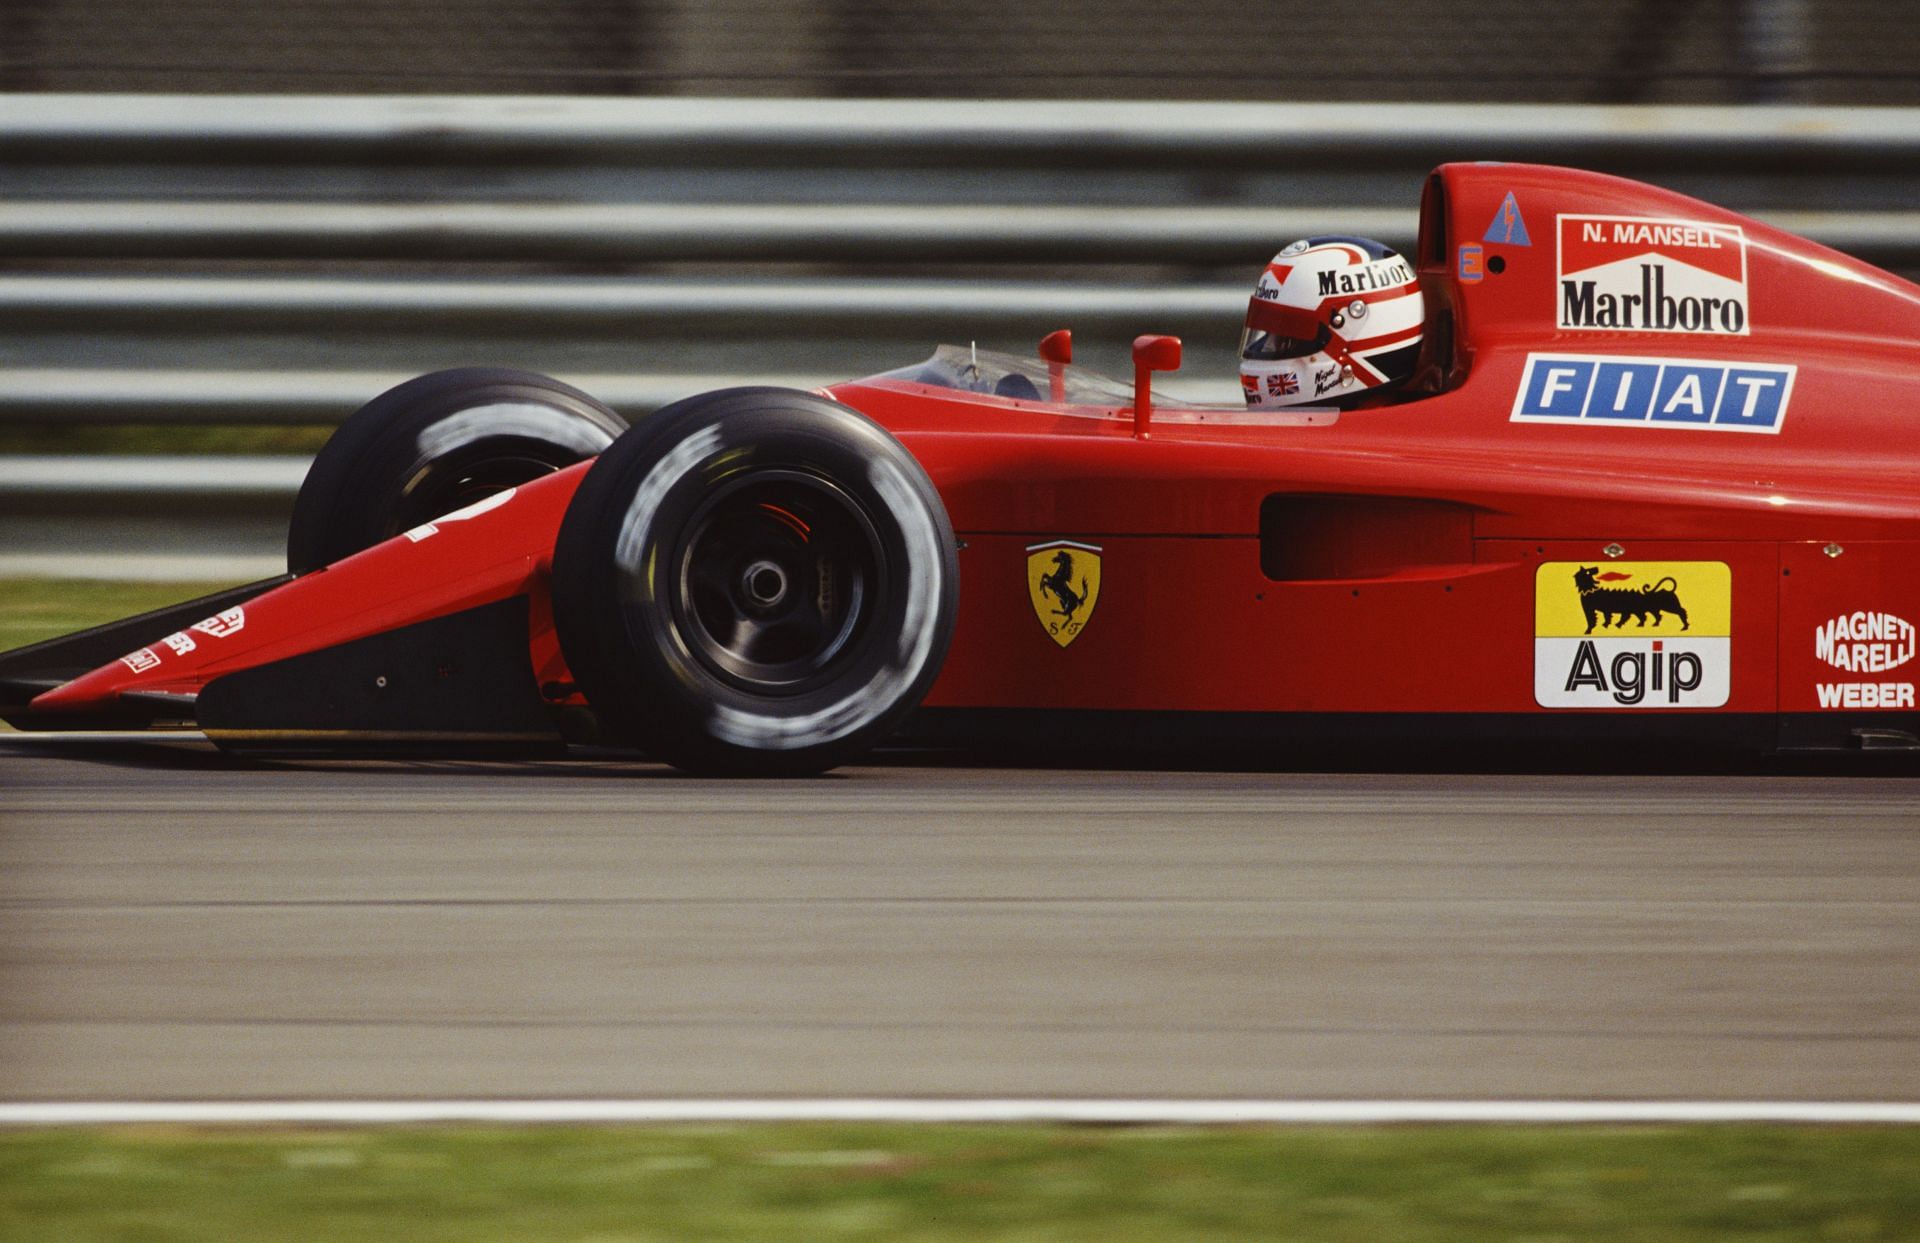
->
xmin=288 ymin=367 xmax=627 ymax=574
xmin=551 ymin=387 xmax=958 ymax=776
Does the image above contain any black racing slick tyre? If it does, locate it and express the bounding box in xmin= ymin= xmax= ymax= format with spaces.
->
xmin=550 ymin=387 xmax=959 ymax=776
xmin=287 ymin=368 xmax=627 ymax=574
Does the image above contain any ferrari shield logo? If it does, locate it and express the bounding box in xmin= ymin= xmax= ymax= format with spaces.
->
xmin=1026 ymin=540 xmax=1101 ymax=647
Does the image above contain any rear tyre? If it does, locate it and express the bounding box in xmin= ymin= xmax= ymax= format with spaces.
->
xmin=287 ymin=368 xmax=626 ymax=573
xmin=551 ymin=387 xmax=958 ymax=776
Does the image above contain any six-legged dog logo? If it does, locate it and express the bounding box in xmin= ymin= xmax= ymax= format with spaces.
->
xmin=1025 ymin=540 xmax=1103 ymax=648
xmin=1572 ymin=565 xmax=1690 ymax=634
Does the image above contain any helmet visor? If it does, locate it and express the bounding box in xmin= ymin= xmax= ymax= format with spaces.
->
xmin=1241 ymin=297 xmax=1327 ymax=361
xmin=1241 ymin=322 xmax=1329 ymax=362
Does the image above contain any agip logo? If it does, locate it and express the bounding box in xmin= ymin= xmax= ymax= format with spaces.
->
xmin=1534 ymin=561 xmax=1731 ymax=708
xmin=1558 ymin=215 xmax=1749 ymax=335
xmin=1026 ymin=540 xmax=1101 ymax=648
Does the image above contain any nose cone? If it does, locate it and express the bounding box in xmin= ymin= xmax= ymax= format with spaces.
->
xmin=30 ymin=632 xmax=208 ymax=715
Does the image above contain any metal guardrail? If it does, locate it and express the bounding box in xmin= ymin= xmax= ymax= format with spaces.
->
xmin=7 ymin=96 xmax=1920 ymax=165
xmin=0 ymin=454 xmax=307 ymax=499
xmin=0 ymin=370 xmax=839 ymax=424
xmin=0 ymin=203 xmax=1419 ymax=264
xmin=7 ymin=96 xmax=1920 ymax=575
xmin=0 ymin=456 xmax=305 ymax=581
xmin=8 ymin=204 xmax=1920 ymax=267
xmin=0 ymin=277 xmax=1246 ymax=335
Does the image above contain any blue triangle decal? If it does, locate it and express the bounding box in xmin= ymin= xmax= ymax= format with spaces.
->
xmin=1483 ymin=192 xmax=1531 ymax=247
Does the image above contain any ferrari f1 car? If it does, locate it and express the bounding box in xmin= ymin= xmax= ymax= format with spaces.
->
xmin=6 ymin=162 xmax=1920 ymax=773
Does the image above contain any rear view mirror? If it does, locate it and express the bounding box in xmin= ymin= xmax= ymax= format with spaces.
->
xmin=1130 ymin=334 xmax=1182 ymax=438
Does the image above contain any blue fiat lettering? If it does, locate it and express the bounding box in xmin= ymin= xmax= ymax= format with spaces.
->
xmin=1587 ymin=360 xmax=1661 ymax=421
xmin=1714 ymin=367 xmax=1789 ymax=429
xmin=1514 ymin=354 xmax=1791 ymax=433
xmin=1649 ymin=364 xmax=1724 ymax=424
xmin=1518 ymin=359 xmax=1594 ymax=418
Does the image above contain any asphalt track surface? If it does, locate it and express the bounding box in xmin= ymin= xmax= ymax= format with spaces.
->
xmin=2 ymin=736 xmax=1918 ymax=1103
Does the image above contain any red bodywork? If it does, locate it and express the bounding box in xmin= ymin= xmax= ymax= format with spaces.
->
xmin=28 ymin=163 xmax=1920 ymax=748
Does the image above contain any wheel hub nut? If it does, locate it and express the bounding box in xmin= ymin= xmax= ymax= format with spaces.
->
xmin=742 ymin=560 xmax=788 ymax=606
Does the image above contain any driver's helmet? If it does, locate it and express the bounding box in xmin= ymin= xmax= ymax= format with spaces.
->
xmin=1240 ymin=236 xmax=1424 ymax=408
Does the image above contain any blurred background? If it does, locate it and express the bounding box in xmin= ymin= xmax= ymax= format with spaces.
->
xmin=1 ymin=0 xmax=1907 ymax=101
xmin=1 ymin=0 xmax=1916 ymax=577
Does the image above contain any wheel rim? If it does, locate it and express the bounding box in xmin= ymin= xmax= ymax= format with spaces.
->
xmin=669 ymin=469 xmax=884 ymax=694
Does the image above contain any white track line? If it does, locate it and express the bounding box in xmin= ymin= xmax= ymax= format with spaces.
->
xmin=3 ymin=1100 xmax=1919 ymax=1126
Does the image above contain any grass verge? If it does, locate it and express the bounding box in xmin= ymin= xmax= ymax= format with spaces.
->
xmin=1 ymin=1123 xmax=1917 ymax=1242
xmin=0 ymin=425 xmax=333 ymax=456
xmin=0 ymin=578 xmax=245 ymax=652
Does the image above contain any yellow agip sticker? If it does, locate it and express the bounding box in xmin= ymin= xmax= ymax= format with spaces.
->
xmin=1534 ymin=561 xmax=1730 ymax=707
xmin=1026 ymin=540 xmax=1101 ymax=648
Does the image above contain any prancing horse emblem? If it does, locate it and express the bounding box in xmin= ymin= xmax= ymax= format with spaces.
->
xmin=1025 ymin=540 xmax=1102 ymax=648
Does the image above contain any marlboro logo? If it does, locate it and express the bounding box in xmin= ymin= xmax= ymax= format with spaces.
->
xmin=1557 ymin=215 xmax=1749 ymax=335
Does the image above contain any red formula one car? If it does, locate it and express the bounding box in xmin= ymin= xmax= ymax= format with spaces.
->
xmin=6 ymin=162 xmax=1919 ymax=773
